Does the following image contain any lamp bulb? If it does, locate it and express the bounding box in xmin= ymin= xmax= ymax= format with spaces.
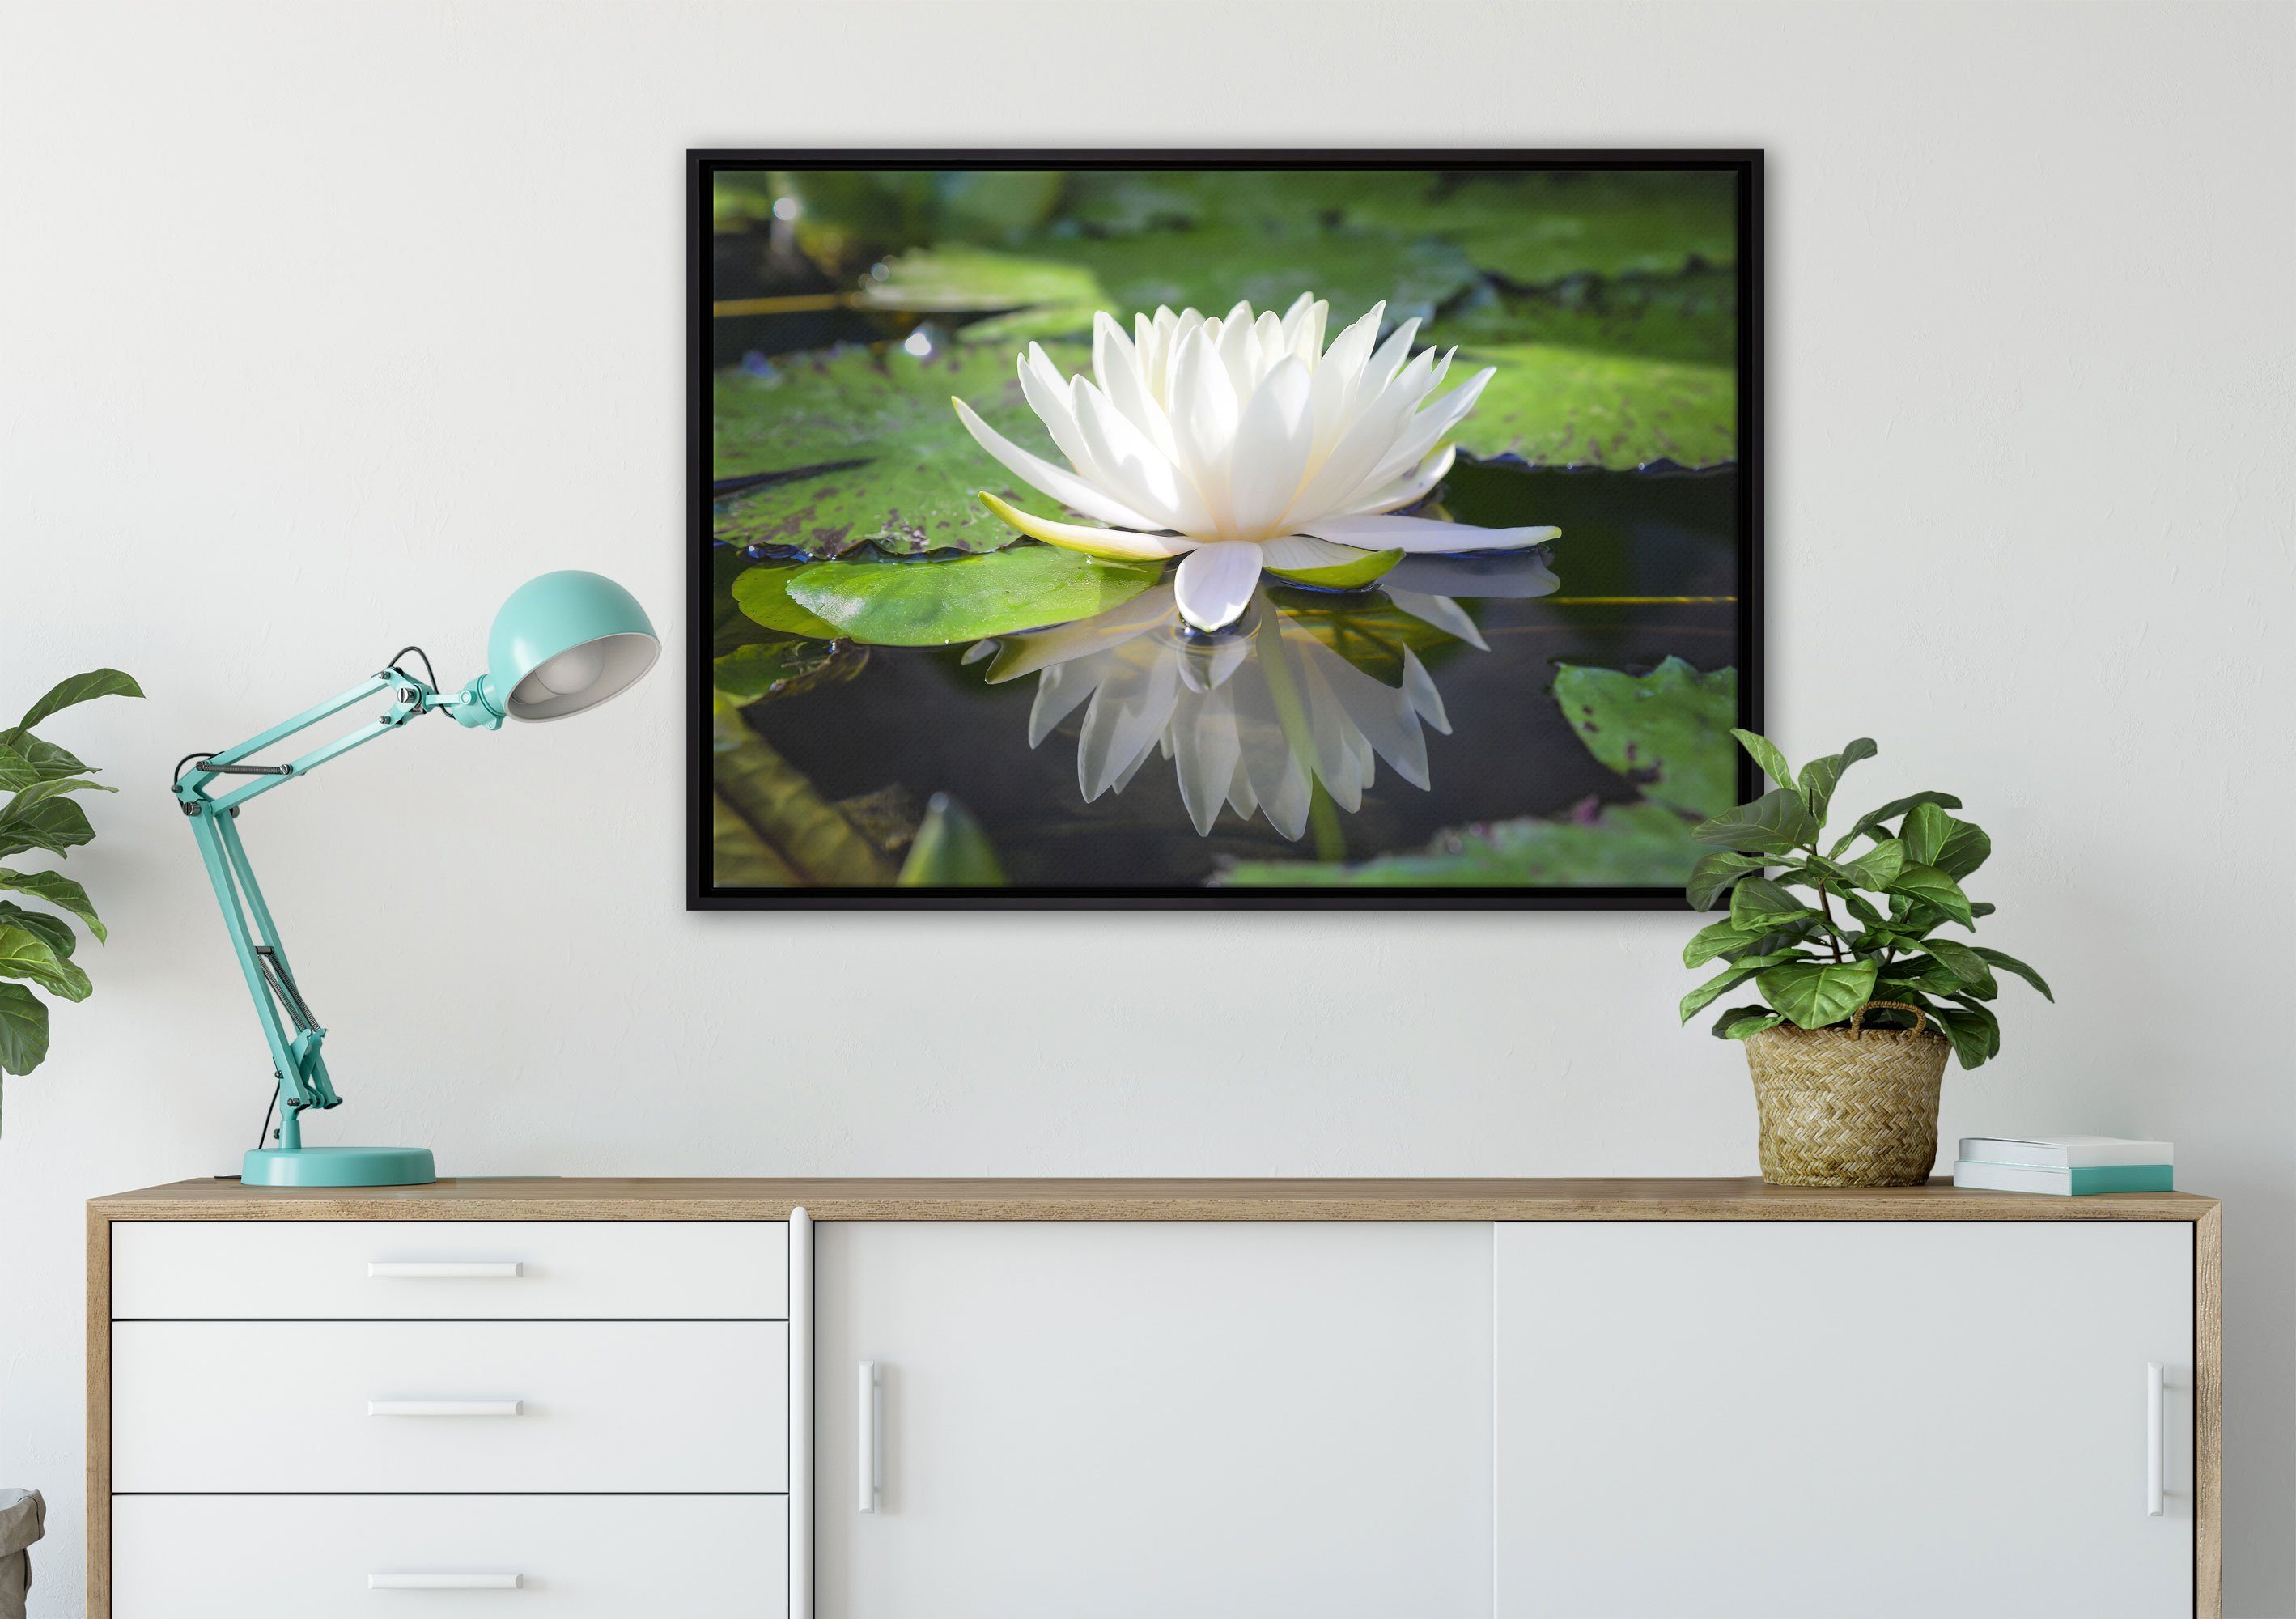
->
xmin=528 ymin=643 xmax=605 ymax=698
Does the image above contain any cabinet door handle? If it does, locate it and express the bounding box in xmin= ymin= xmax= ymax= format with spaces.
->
xmin=367 ymin=1400 xmax=524 ymax=1417
xmin=368 ymin=1573 xmax=524 ymax=1590
xmin=368 ymin=1260 xmax=524 ymax=1278
xmin=859 ymin=1359 xmax=881 ymax=1513
xmin=2145 ymin=1362 xmax=2165 ymax=1516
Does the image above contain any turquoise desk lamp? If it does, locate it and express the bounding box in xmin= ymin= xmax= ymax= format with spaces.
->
xmin=171 ymin=571 xmax=659 ymax=1188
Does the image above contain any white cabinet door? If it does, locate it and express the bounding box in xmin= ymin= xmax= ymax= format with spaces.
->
xmin=814 ymin=1222 xmax=1492 ymax=1619
xmin=1495 ymin=1222 xmax=2193 ymax=1618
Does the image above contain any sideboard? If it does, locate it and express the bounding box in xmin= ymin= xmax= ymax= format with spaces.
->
xmin=87 ymin=1177 xmax=2222 ymax=1617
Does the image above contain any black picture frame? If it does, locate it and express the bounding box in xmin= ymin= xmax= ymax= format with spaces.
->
xmin=689 ymin=148 xmax=1763 ymax=910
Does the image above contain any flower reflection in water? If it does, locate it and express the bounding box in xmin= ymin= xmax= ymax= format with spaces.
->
xmin=966 ymin=551 xmax=1559 ymax=841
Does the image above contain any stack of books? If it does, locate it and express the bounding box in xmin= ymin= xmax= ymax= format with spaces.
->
xmin=1954 ymin=1136 xmax=2174 ymax=1195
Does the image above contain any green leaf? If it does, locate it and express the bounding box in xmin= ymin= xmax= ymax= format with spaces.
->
xmin=1552 ymin=658 xmax=1738 ymax=819
xmin=1843 ymin=836 xmax=1905 ymax=890
xmin=1830 ymin=791 xmax=1963 ymax=856
xmin=1925 ymin=1007 xmax=1990 ymax=1070
xmin=713 ymin=342 xmax=1090 ymax=557
xmin=1686 ymin=851 xmax=1768 ymax=910
xmin=0 ymin=924 xmax=91 ymax=1002
xmin=1796 ymin=738 xmax=1877 ymax=825
xmin=1900 ymin=802 xmax=1952 ymax=866
xmin=1680 ymin=963 xmax=1763 ymax=1023
xmin=711 ymin=639 xmax=865 ymax=706
xmin=1920 ymin=938 xmax=1998 ymax=996
xmin=0 ymin=867 xmax=104 ymax=943
xmin=731 ymin=565 xmax=847 ymax=640
xmin=1712 ymin=1004 xmax=1785 ymax=1040
xmin=1263 ymin=547 xmax=1403 ymax=591
xmin=0 ymin=779 xmax=112 ymax=833
xmin=895 ymin=793 xmax=1008 ymax=887
xmin=1729 ymin=874 xmax=1810 ymax=932
xmin=1891 ymin=863 xmax=1974 ymax=927
xmin=1430 ymin=268 xmax=1737 ymax=362
xmin=1933 ymin=815 xmax=1992 ymax=880
xmin=0 ymin=794 xmax=94 ymax=860
xmin=1445 ymin=341 xmax=1734 ymax=470
xmin=0 ymin=982 xmax=48 ymax=1077
xmin=859 ymin=245 xmax=1109 ymax=322
xmin=1684 ymin=918 xmax=1760 ymax=969
xmin=1730 ymin=729 xmax=1795 ymax=793
xmin=0 ymin=903 xmax=74 ymax=960
xmin=784 ymin=547 xmax=1161 ymax=648
xmin=1971 ymin=945 xmax=2053 ymax=1001
xmin=1694 ymin=788 xmax=1820 ymax=855
xmin=5 ymin=669 xmax=142 ymax=744
xmin=1755 ymin=958 xmax=1880 ymax=1030
xmin=711 ymin=716 xmax=898 ymax=889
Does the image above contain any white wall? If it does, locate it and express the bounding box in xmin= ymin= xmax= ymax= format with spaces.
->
xmin=2 ymin=0 xmax=2289 ymax=1611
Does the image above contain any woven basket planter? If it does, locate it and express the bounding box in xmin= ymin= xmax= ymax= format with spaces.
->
xmin=1744 ymin=1001 xmax=1951 ymax=1186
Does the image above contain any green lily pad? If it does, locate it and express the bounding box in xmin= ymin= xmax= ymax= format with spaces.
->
xmin=1008 ymin=226 xmax=1479 ymax=333
xmin=785 ymin=546 xmax=1163 ymax=647
xmin=1263 ymin=547 xmax=1403 ymax=590
xmin=731 ymin=565 xmax=845 ymax=639
xmin=862 ymin=246 xmax=1108 ymax=315
xmin=1339 ymin=170 xmax=1739 ymax=286
xmin=1430 ymin=269 xmax=1738 ymax=367
xmin=711 ymin=639 xmax=866 ymax=706
xmin=1447 ymin=341 xmax=1735 ymax=469
xmin=713 ymin=342 xmax=1087 ymax=555
xmin=1552 ymin=658 xmax=1738 ymax=818
xmin=1217 ymin=799 xmax=1701 ymax=887
xmin=771 ymin=168 xmax=1066 ymax=266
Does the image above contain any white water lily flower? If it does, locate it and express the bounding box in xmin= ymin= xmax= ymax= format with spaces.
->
xmin=969 ymin=584 xmax=1465 ymax=840
xmin=953 ymin=292 xmax=1559 ymax=632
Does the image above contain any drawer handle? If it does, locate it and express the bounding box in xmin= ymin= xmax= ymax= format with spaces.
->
xmin=368 ymin=1260 xmax=524 ymax=1278
xmin=369 ymin=1573 xmax=524 ymax=1590
xmin=367 ymin=1400 xmax=524 ymax=1417
xmin=2146 ymin=1362 xmax=2166 ymax=1516
xmin=859 ymin=1359 xmax=881 ymax=1513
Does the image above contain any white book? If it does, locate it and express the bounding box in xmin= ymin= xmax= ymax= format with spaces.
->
xmin=1956 ymin=1134 xmax=2174 ymax=1170
xmin=1954 ymin=1159 xmax=2174 ymax=1196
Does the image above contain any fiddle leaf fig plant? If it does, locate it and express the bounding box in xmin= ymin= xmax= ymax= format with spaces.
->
xmin=0 ymin=669 xmax=142 ymax=1127
xmin=1678 ymin=729 xmax=2051 ymax=1069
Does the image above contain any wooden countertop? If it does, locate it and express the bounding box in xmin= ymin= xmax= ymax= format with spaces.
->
xmin=89 ymin=1175 xmax=2218 ymax=1222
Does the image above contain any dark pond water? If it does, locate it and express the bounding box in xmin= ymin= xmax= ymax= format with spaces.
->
xmin=731 ymin=462 xmax=1740 ymax=888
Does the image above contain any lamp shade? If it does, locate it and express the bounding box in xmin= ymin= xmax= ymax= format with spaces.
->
xmin=485 ymin=570 xmax=660 ymax=721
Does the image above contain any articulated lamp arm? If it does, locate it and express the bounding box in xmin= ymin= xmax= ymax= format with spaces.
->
xmin=167 ymin=570 xmax=658 ymax=1188
xmin=170 ymin=657 xmax=504 ymax=1148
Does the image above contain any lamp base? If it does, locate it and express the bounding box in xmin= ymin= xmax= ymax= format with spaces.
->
xmin=241 ymin=1145 xmax=436 ymax=1188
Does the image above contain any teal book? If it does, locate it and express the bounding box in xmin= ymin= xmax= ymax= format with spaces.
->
xmin=1954 ymin=1159 xmax=2174 ymax=1195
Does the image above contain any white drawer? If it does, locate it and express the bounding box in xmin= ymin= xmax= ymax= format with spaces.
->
xmin=112 ymin=1494 xmax=786 ymax=1617
xmin=111 ymin=1220 xmax=786 ymax=1319
xmin=112 ymin=1320 xmax=787 ymax=1492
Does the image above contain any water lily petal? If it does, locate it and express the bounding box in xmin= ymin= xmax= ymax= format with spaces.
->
xmin=1173 ymin=540 xmax=1263 ymax=631
xmin=1071 ymin=376 xmax=1201 ymax=532
xmin=1027 ymin=657 xmax=1102 ymax=746
xmin=1356 ymin=368 xmax=1496 ymax=495
xmin=952 ymin=398 xmax=1164 ymax=531
xmin=982 ymin=585 xmax=1176 ymax=684
xmin=1227 ymin=355 xmax=1315 ymax=538
xmin=1216 ymin=312 xmax=1259 ymax=406
xmin=1286 ymin=358 xmax=1424 ymax=523
xmin=1016 ymin=345 xmax=1104 ymax=483
xmin=1364 ymin=316 xmax=1422 ymax=394
xmin=1169 ymin=325 xmax=1239 ymax=531
xmin=1173 ymin=681 xmax=1244 ymax=835
xmin=1093 ymin=312 xmax=1178 ymax=461
xmin=1400 ymin=648 xmax=1451 ymax=735
xmin=976 ymin=491 xmax=1199 ymax=560
xmin=1299 ymin=512 xmax=1560 ymax=554
xmin=1383 ymin=587 xmax=1489 ymax=652
xmin=1307 ymin=300 xmax=1383 ymax=459
xmin=1348 ymin=444 xmax=1456 ymax=515
xmin=1256 ymin=535 xmax=1366 ymax=572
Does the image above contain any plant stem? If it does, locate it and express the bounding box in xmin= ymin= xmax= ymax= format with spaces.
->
xmin=1803 ymin=847 xmax=1848 ymax=963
